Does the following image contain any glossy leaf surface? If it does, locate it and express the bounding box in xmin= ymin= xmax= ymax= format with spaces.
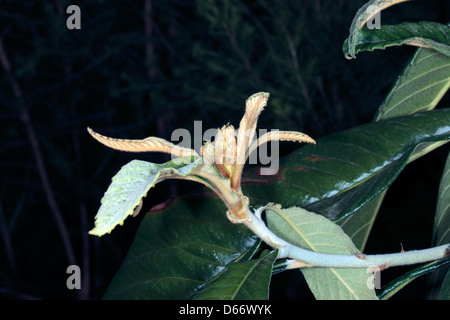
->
xmin=379 ymin=259 xmax=450 ymax=300
xmin=193 ymin=250 xmax=277 ymax=300
xmin=243 ymin=110 xmax=450 ymax=221
xmin=103 ymin=195 xmax=258 ymax=299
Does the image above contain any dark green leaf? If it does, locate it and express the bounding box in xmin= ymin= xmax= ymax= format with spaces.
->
xmin=243 ymin=110 xmax=450 ymax=221
xmin=378 ymin=259 xmax=450 ymax=300
xmin=428 ymin=151 xmax=450 ymax=299
xmin=340 ymin=48 xmax=449 ymax=251
xmin=193 ymin=250 xmax=277 ymax=300
xmin=344 ymin=21 xmax=450 ymax=59
xmin=103 ymin=195 xmax=258 ymax=299
xmin=433 ymin=151 xmax=450 ymax=248
xmin=437 ymin=269 xmax=450 ymax=299
xmin=337 ymin=192 xmax=384 ymax=250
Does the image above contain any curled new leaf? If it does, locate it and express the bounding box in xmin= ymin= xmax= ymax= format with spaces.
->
xmin=246 ymin=130 xmax=316 ymax=161
xmin=232 ymin=92 xmax=270 ymax=191
xmin=87 ymin=127 xmax=198 ymax=157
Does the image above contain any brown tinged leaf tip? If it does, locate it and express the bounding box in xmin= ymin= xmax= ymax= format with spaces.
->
xmin=247 ymin=130 xmax=315 ymax=160
xmin=87 ymin=127 xmax=198 ymax=157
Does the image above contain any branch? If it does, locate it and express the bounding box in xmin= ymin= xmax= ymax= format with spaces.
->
xmin=240 ymin=208 xmax=450 ymax=269
xmin=0 ymin=201 xmax=17 ymax=276
xmin=0 ymin=36 xmax=77 ymax=268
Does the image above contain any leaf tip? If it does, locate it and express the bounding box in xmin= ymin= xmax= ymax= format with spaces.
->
xmin=248 ymin=91 xmax=270 ymax=100
xmin=345 ymin=53 xmax=355 ymax=60
xmin=88 ymin=228 xmax=104 ymax=237
xmin=87 ymin=126 xmax=96 ymax=137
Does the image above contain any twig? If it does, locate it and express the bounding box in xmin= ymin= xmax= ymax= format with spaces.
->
xmin=53 ymin=0 xmax=88 ymax=299
xmin=144 ymin=0 xmax=156 ymax=82
xmin=0 ymin=201 xmax=17 ymax=276
xmin=0 ymin=36 xmax=77 ymax=268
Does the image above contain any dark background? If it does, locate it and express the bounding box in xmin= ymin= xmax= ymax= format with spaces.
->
xmin=0 ymin=0 xmax=448 ymax=300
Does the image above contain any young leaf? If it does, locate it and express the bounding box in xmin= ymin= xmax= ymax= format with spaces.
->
xmin=192 ymin=250 xmax=277 ymax=300
xmin=344 ymin=21 xmax=450 ymax=59
xmin=87 ymin=127 xmax=198 ymax=157
xmin=247 ymin=130 xmax=315 ymax=160
xmin=89 ymin=157 xmax=201 ymax=236
xmin=103 ymin=195 xmax=258 ymax=299
xmin=232 ymin=92 xmax=270 ymax=190
xmin=265 ymin=206 xmax=378 ymax=300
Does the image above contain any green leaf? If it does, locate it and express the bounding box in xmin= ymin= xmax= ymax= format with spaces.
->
xmin=103 ymin=195 xmax=258 ymax=299
xmin=243 ymin=109 xmax=450 ymax=221
xmin=344 ymin=21 xmax=450 ymax=59
xmin=193 ymin=250 xmax=277 ymax=300
xmin=428 ymin=151 xmax=450 ymax=299
xmin=345 ymin=0 xmax=410 ymax=59
xmin=339 ymin=48 xmax=449 ymax=251
xmin=378 ymin=259 xmax=450 ymax=300
xmin=438 ymin=269 xmax=450 ymax=299
xmin=90 ymin=157 xmax=201 ymax=236
xmin=374 ymin=48 xmax=450 ymax=121
xmin=340 ymin=48 xmax=449 ymax=252
xmin=433 ymin=151 xmax=450 ymax=248
xmin=337 ymin=191 xmax=385 ymax=251
xmin=265 ymin=206 xmax=378 ymax=300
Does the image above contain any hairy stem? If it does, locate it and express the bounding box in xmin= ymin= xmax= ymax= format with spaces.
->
xmin=241 ymin=208 xmax=449 ymax=269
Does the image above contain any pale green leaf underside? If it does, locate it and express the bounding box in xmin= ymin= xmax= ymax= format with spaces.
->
xmin=90 ymin=157 xmax=200 ymax=236
xmin=193 ymin=250 xmax=277 ymax=300
xmin=266 ymin=206 xmax=378 ymax=300
xmin=375 ymin=48 xmax=450 ymax=121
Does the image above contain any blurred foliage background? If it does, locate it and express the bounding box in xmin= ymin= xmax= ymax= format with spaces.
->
xmin=0 ymin=0 xmax=448 ymax=299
